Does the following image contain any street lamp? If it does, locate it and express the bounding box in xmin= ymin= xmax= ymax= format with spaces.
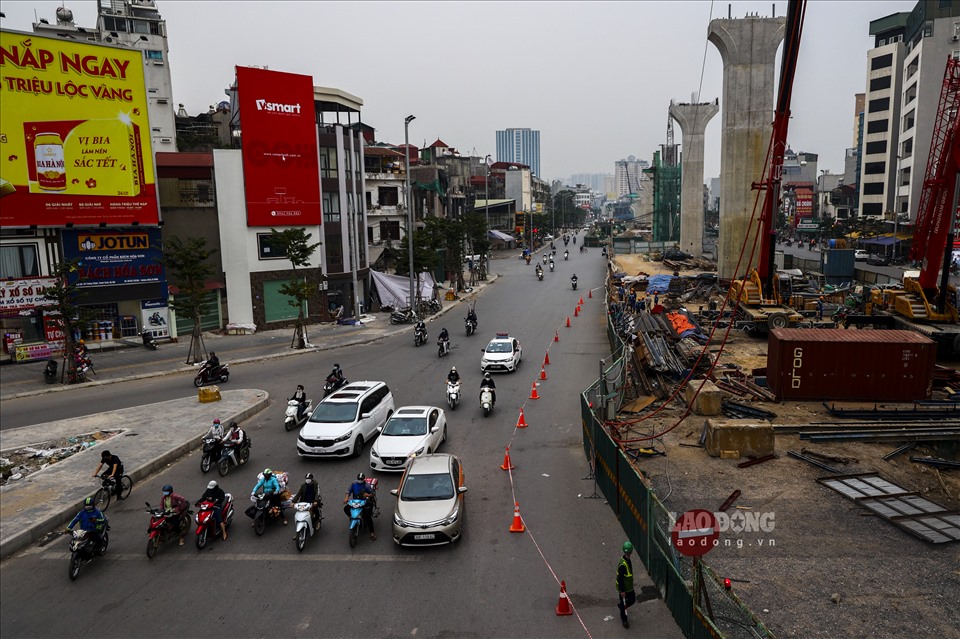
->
xmin=404 ymin=115 xmax=416 ymax=315
xmin=484 ymin=155 xmax=491 ymax=275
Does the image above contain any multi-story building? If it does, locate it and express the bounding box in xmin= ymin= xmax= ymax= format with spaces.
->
xmin=614 ymin=156 xmax=649 ymax=197
xmin=569 ymin=173 xmax=612 ymax=193
xmin=495 ymin=128 xmax=540 ymax=178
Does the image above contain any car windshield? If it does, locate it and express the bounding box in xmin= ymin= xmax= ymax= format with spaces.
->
xmin=486 ymin=342 xmax=512 ymax=354
xmin=383 ymin=417 xmax=427 ymax=436
xmin=400 ymin=472 xmax=455 ymax=501
xmin=308 ymin=402 xmax=358 ymax=423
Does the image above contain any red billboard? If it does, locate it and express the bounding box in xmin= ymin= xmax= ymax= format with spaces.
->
xmin=236 ymin=66 xmax=321 ymax=227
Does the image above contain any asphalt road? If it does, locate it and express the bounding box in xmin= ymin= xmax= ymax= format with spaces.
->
xmin=0 ymin=244 xmax=682 ymax=639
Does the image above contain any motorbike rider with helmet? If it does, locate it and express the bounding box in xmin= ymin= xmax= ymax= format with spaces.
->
xmin=438 ymin=328 xmax=450 ymax=355
xmin=326 ymin=363 xmax=345 ymax=391
xmin=207 ymin=351 xmax=220 ymax=370
xmin=466 ymin=307 xmax=478 ymax=326
xmin=571 ymin=274 xmax=579 ymax=288
xmin=292 ymin=473 xmax=323 ymax=537
xmin=205 ymin=418 xmax=224 ymax=440
xmin=480 ymin=372 xmax=497 ymax=405
xmin=343 ymin=473 xmax=376 ymax=540
xmin=195 ymin=480 xmax=228 ymax=541
xmin=289 ymin=384 xmax=308 ymax=419
xmin=66 ymin=497 xmax=108 ymax=552
xmin=447 ymin=367 xmax=461 ymax=384
xmin=92 ymin=450 xmax=124 ymax=499
xmin=535 ymin=263 xmax=543 ymax=278
xmin=252 ymin=468 xmax=287 ymax=525
xmin=221 ymin=421 xmax=246 ymax=459
xmin=160 ymin=484 xmax=189 ymax=545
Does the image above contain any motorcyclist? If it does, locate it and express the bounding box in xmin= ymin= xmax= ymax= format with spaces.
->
xmin=205 ymin=418 xmax=224 ymax=440
xmin=206 ymin=351 xmax=220 ymax=370
xmin=535 ymin=263 xmax=543 ymax=277
xmin=326 ymin=363 xmax=344 ymax=389
xmin=466 ymin=307 xmax=477 ymax=326
xmin=221 ymin=421 xmax=246 ymax=463
xmin=292 ymin=472 xmax=323 ymax=533
xmin=160 ymin=484 xmax=189 ymax=546
xmin=480 ymin=372 xmax=497 ymax=405
xmin=65 ymin=497 xmax=108 ymax=553
xmin=76 ymin=339 xmax=88 ymax=357
xmin=343 ymin=472 xmax=376 ymax=541
xmin=289 ymin=385 xmax=308 ymax=418
xmin=549 ymin=258 xmax=555 ymax=271
xmin=571 ymin=274 xmax=579 ymax=288
xmin=92 ymin=450 xmax=124 ymax=500
xmin=252 ymin=468 xmax=287 ymax=526
xmin=195 ymin=480 xmax=228 ymax=541
xmin=564 ymin=249 xmax=569 ymax=260
xmin=447 ymin=366 xmax=461 ymax=384
xmin=438 ymin=328 xmax=450 ymax=354
xmin=415 ymin=320 xmax=427 ymax=336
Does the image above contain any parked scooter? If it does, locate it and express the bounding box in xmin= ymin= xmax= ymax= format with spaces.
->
xmin=248 ymin=492 xmax=286 ymax=536
xmin=66 ymin=524 xmax=109 ymax=581
xmin=414 ymin=322 xmax=428 ymax=347
xmin=194 ymin=494 xmax=234 ymax=550
xmin=390 ymin=308 xmax=416 ymax=325
xmin=194 ymin=361 xmax=229 ymax=387
xmin=480 ymin=387 xmax=494 ymax=417
xmin=144 ymin=502 xmax=191 ymax=558
xmin=284 ymin=398 xmax=312 ymax=432
xmin=438 ymin=337 xmax=451 ymax=358
xmin=294 ymin=500 xmax=323 ymax=552
xmin=446 ymin=380 xmax=461 ymax=410
xmin=200 ymin=436 xmax=224 ymax=473
xmin=44 ymin=360 xmax=58 ymax=384
xmin=141 ymin=331 xmax=158 ymax=350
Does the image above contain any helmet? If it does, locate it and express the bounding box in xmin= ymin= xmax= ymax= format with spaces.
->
xmin=263 ymin=468 xmax=273 ymax=477
xmin=305 ymin=473 xmax=314 ymax=480
xmin=228 ymin=421 xmax=238 ymax=429
xmin=356 ymin=472 xmax=365 ymax=482
xmin=622 ymin=541 xmax=634 ymax=553
xmin=162 ymin=484 xmax=173 ymax=495
xmin=819 ymin=296 xmax=824 ymax=300
xmin=484 ymin=372 xmax=491 ymax=380
xmin=451 ymin=367 xmax=457 ymax=372
xmin=83 ymin=497 xmax=95 ymax=511
xmin=210 ymin=351 xmax=216 ymax=356
xmin=207 ymin=480 xmax=218 ymax=490
xmin=334 ymin=363 xmax=340 ymax=368
xmin=213 ymin=418 xmax=220 ymax=424
xmin=78 ymin=339 xmax=85 ymax=345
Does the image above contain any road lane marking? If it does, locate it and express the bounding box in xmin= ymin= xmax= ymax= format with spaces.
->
xmin=41 ymin=552 xmax=419 ymax=562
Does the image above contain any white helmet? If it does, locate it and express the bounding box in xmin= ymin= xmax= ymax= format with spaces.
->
xmin=207 ymin=480 xmax=218 ymax=490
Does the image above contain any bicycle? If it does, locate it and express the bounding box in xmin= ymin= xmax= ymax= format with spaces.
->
xmin=93 ymin=474 xmax=133 ymax=512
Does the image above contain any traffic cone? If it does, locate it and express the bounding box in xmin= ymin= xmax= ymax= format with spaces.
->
xmin=554 ymin=330 xmax=560 ymax=343
xmin=574 ymin=306 xmax=580 ymax=317
xmin=556 ymin=581 xmax=573 ymax=616
xmin=565 ymin=317 xmax=571 ymax=327
xmin=539 ymin=365 xmax=547 ymax=380
xmin=588 ymin=289 xmax=593 ymax=298
xmin=529 ymin=382 xmax=540 ymax=400
xmin=500 ymin=446 xmax=515 ymax=471
xmin=543 ymin=352 xmax=551 ymax=366
xmin=579 ymin=296 xmax=584 ymax=305
xmin=509 ymin=502 xmax=525 ymax=533
xmin=517 ymin=408 xmax=528 ymax=428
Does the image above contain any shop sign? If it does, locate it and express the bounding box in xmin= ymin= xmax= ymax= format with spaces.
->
xmin=14 ymin=341 xmax=51 ymax=362
xmin=62 ymin=227 xmax=164 ymax=288
xmin=42 ymin=314 xmax=66 ymax=351
xmin=141 ymin=299 xmax=169 ymax=338
xmin=0 ymin=277 xmax=57 ymax=311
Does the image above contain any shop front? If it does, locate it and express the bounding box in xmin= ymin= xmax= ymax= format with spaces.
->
xmin=0 ymin=277 xmax=59 ymax=363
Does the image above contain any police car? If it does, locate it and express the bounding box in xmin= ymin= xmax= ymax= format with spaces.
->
xmin=480 ymin=333 xmax=522 ymax=373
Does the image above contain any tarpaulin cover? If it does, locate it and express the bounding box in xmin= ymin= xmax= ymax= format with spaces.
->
xmin=646 ymin=275 xmax=674 ymax=294
xmin=369 ymin=270 xmax=436 ymax=309
xmin=859 ymin=236 xmax=899 ymax=246
xmin=488 ymin=230 xmax=514 ymax=241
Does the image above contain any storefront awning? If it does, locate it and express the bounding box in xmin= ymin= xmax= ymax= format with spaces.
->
xmin=488 ymin=230 xmax=514 ymax=242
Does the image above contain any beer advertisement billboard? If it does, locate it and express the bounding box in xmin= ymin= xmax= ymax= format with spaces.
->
xmin=0 ymin=30 xmax=159 ymax=227
xmin=236 ymin=66 xmax=321 ymax=227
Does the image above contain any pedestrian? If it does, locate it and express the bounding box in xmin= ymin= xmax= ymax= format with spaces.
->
xmin=618 ymin=284 xmax=626 ymax=302
xmin=817 ymin=295 xmax=824 ymax=321
xmin=628 ymin=290 xmax=636 ymax=311
xmin=617 ymin=541 xmax=637 ymax=629
xmin=653 ymin=292 xmax=660 ymax=307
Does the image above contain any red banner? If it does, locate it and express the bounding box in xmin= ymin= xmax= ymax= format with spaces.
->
xmin=236 ymin=67 xmax=321 ymax=227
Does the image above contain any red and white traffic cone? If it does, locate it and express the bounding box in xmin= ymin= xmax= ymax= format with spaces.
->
xmin=555 ymin=580 xmax=573 ymax=616
xmin=509 ymin=502 xmax=525 ymax=533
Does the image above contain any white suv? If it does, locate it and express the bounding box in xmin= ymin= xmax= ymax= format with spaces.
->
xmin=297 ymin=382 xmax=394 ymax=458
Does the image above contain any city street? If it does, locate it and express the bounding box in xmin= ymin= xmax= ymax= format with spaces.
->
xmin=0 ymin=244 xmax=682 ymax=639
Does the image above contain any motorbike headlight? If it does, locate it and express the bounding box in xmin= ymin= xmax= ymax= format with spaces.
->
xmin=333 ymin=430 xmax=352 ymax=443
xmin=439 ymin=508 xmax=460 ymax=525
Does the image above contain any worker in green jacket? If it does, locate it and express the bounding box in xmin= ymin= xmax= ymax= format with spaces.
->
xmin=617 ymin=541 xmax=636 ymax=629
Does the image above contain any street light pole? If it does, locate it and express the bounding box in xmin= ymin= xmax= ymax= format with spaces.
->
xmin=893 ymin=153 xmax=903 ymax=261
xmin=405 ymin=115 xmax=416 ymax=315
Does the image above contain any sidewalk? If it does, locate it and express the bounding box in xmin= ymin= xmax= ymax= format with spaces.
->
xmin=0 ymin=274 xmax=498 ymax=401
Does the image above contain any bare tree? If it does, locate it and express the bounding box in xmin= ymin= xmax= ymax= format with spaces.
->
xmin=268 ymin=228 xmax=321 ymax=348
xmin=162 ymin=236 xmax=217 ymax=364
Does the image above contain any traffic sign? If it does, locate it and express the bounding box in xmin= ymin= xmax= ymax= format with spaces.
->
xmin=671 ymin=509 xmax=719 ymax=557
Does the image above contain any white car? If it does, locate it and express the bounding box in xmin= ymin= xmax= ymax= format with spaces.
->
xmin=480 ymin=333 xmax=522 ymax=373
xmin=369 ymin=406 xmax=447 ymax=472
xmin=854 ymin=250 xmax=869 ymax=260
xmin=297 ymin=382 xmax=394 ymax=458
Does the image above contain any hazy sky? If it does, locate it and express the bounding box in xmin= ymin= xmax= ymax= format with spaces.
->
xmin=1 ymin=0 xmax=916 ymax=183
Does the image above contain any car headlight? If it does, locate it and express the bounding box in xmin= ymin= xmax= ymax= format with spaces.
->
xmin=334 ymin=430 xmax=353 ymax=443
xmin=394 ymin=512 xmax=409 ymax=526
xmin=413 ymin=446 xmax=425 ymax=456
xmin=371 ymin=449 xmax=380 ymax=459
xmin=439 ymin=507 xmax=460 ymax=525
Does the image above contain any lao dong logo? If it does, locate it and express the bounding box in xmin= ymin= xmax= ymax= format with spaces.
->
xmin=255 ymin=99 xmax=302 ymax=114
xmin=670 ymin=510 xmax=776 ymax=534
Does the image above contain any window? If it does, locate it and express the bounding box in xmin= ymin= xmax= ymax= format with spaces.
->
xmin=923 ymin=20 xmax=933 ymax=38
xmin=864 ymin=162 xmax=886 ymax=175
xmin=323 ymin=192 xmax=341 ymax=223
xmin=326 ymin=234 xmax=343 ymax=265
xmin=379 ymin=220 xmax=400 ymax=241
xmin=903 ymin=110 xmax=915 ymax=131
xmin=868 ymin=97 xmax=890 ymax=112
xmin=178 ymin=178 xmax=214 ymax=206
xmin=865 ymin=140 xmax=887 ymax=155
xmin=904 ymin=83 xmax=917 ymax=105
xmin=145 ymin=50 xmax=163 ymax=61
xmin=379 ymin=187 xmax=399 ymax=206
xmin=320 ymin=146 xmax=338 ymax=179
xmin=365 ymin=191 xmax=373 ymax=208
xmin=866 ymin=119 xmax=889 ymax=134
xmin=862 ymin=203 xmax=883 ymax=216
xmin=863 ymin=183 xmax=884 ymax=195
xmin=869 ymin=76 xmax=892 ymax=91
xmin=871 ymin=53 xmax=893 ymax=70
xmin=0 ymin=244 xmax=40 ymax=278
xmin=257 ymin=233 xmax=288 ymax=260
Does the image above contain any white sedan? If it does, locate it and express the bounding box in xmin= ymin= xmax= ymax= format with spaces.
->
xmin=480 ymin=333 xmax=522 ymax=373
xmin=369 ymin=406 xmax=447 ymax=472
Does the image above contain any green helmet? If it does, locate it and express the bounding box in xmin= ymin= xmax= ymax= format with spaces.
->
xmin=622 ymin=541 xmax=634 ymax=553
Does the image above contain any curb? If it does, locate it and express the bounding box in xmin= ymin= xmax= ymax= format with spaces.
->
xmin=0 ymin=394 xmax=270 ymax=560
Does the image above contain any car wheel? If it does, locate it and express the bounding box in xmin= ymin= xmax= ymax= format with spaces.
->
xmin=352 ymin=435 xmax=365 ymax=458
xmin=441 ymin=425 xmax=447 ymax=443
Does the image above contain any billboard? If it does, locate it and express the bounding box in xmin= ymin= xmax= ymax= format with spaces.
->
xmin=0 ymin=31 xmax=159 ymax=227
xmin=62 ymin=228 xmax=164 ymax=288
xmin=236 ymin=66 xmax=321 ymax=227
xmin=0 ymin=276 xmax=57 ymax=312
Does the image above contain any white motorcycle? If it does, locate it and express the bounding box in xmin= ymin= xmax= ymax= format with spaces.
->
xmin=480 ymin=387 xmax=494 ymax=417
xmin=446 ymin=381 xmax=461 ymax=410
xmin=284 ymin=398 xmax=312 ymax=432
xmin=293 ymin=501 xmax=322 ymax=552
xmin=549 ymin=261 xmax=555 ymax=272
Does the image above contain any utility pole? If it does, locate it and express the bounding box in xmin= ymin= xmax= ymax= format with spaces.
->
xmin=405 ymin=115 xmax=416 ymax=314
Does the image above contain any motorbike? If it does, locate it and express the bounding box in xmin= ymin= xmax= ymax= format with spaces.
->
xmin=200 ymin=436 xmax=224 ymax=473
xmin=323 ymin=375 xmax=348 ymax=397
xmin=284 ymin=398 xmax=312 ymax=431
xmin=194 ymin=495 xmax=234 ymax=550
xmin=549 ymin=261 xmax=555 ymax=272
xmin=248 ymin=492 xmax=286 ymax=536
xmin=542 ymin=255 xmax=547 ymax=264
xmin=580 ymin=245 xmax=587 ymax=253
xmin=446 ymin=380 xmax=461 ymax=410
xmin=564 ymin=251 xmax=569 ymax=261
xmin=66 ymin=525 xmax=109 ymax=581
xmin=390 ymin=308 xmax=416 ymax=325
xmin=44 ymin=360 xmax=58 ymax=384
xmin=346 ymin=488 xmax=378 ymax=548
xmin=571 ymin=277 xmax=578 ymax=290
xmin=294 ymin=500 xmax=323 ymax=552
xmin=536 ymin=269 xmax=543 ymax=281
xmin=480 ymin=387 xmax=494 ymax=417
xmin=194 ymin=361 xmax=229 ymax=387
xmin=141 ymin=331 xmax=158 ymax=350
xmin=145 ymin=502 xmax=191 ymax=558
xmin=601 ymin=248 xmax=608 ymax=257
xmin=465 ymin=316 xmax=477 ymax=336
xmin=438 ymin=337 xmax=450 ymax=358
xmin=414 ymin=324 xmax=428 ymax=347
xmin=217 ymin=439 xmax=251 ymax=477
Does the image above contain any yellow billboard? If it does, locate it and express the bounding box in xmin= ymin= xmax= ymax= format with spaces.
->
xmin=0 ymin=30 xmax=158 ymax=226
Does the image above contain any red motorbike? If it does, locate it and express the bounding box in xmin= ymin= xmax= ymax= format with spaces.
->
xmin=144 ymin=502 xmax=190 ymax=559
xmin=194 ymin=495 xmax=234 ymax=550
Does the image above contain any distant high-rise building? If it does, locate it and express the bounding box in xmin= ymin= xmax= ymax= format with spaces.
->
xmin=569 ymin=173 xmax=611 ymax=193
xmin=614 ymin=156 xmax=648 ymax=196
xmin=496 ymin=128 xmax=540 ymax=177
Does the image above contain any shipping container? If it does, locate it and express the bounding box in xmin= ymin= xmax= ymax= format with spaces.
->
xmin=821 ymin=249 xmax=855 ymax=278
xmin=767 ymin=329 xmax=936 ymax=401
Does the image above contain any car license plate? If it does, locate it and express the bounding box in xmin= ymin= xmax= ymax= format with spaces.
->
xmin=414 ymin=533 xmax=435 ymax=540
xmin=386 ymin=460 xmax=402 ymax=465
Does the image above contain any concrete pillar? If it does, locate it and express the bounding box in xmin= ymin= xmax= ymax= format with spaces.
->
xmin=708 ymin=15 xmax=785 ymax=279
xmin=670 ymin=99 xmax=719 ymax=258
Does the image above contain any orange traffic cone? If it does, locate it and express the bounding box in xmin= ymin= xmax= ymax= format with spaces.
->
xmin=529 ymin=382 xmax=540 ymax=400
xmin=543 ymin=352 xmax=551 ymax=366
xmin=539 ymin=365 xmax=547 ymax=380
xmin=509 ymin=502 xmax=525 ymax=533
xmin=517 ymin=408 xmax=528 ymax=428
xmin=556 ymin=581 xmax=573 ymax=615
xmin=579 ymin=296 xmax=584 ymax=305
xmin=588 ymin=289 xmax=593 ymax=298
xmin=554 ymin=330 xmax=560 ymax=343
xmin=500 ymin=446 xmax=515 ymax=471
xmin=565 ymin=317 xmax=571 ymax=327
xmin=574 ymin=306 xmax=580 ymax=317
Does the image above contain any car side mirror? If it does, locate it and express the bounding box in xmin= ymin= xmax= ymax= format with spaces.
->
xmin=480 ymin=348 xmax=485 ymax=352
xmin=376 ymin=426 xmax=383 ymax=433
xmin=458 ymin=486 xmax=467 ymax=494
xmin=430 ymin=426 xmax=439 ymax=433
xmin=361 ymin=413 xmax=371 ymax=419
xmin=390 ymin=489 xmax=398 ymax=496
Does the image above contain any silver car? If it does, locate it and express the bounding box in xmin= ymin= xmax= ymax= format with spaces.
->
xmin=391 ymin=453 xmax=466 ymax=546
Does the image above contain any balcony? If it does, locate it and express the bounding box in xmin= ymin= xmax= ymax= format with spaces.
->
xmin=367 ymin=205 xmax=400 ymax=217
xmin=365 ymin=172 xmax=405 ymax=181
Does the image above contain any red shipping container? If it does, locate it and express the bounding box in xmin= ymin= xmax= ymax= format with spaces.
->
xmin=767 ymin=329 xmax=936 ymax=401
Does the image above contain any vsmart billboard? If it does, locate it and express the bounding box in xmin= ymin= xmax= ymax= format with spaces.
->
xmin=0 ymin=30 xmax=159 ymax=227
xmin=236 ymin=66 xmax=321 ymax=227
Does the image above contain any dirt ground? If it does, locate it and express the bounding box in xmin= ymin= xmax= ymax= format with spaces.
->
xmin=610 ymin=254 xmax=960 ymax=639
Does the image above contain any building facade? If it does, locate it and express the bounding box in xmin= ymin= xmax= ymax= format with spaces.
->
xmin=496 ymin=128 xmax=540 ymax=178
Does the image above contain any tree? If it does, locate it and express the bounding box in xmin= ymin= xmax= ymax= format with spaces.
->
xmin=462 ymin=211 xmax=491 ymax=281
xmin=395 ymin=227 xmax=441 ymax=311
xmin=41 ymin=258 xmax=85 ymax=384
xmin=267 ymin=228 xmax=321 ymax=349
xmin=162 ymin=236 xmax=217 ymax=364
xmin=423 ymin=217 xmax=466 ymax=291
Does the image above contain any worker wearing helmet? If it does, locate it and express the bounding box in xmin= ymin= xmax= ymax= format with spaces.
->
xmin=817 ymin=295 xmax=825 ymax=321
xmin=196 ymin=480 xmax=228 ymax=541
xmin=160 ymin=484 xmax=189 ymax=545
xmin=65 ymin=497 xmax=108 ymax=554
xmin=617 ymin=541 xmax=636 ymax=628
xmin=343 ymin=472 xmax=376 ymax=540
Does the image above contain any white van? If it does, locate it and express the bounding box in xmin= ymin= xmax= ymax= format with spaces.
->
xmin=297 ymin=381 xmax=394 ymax=458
